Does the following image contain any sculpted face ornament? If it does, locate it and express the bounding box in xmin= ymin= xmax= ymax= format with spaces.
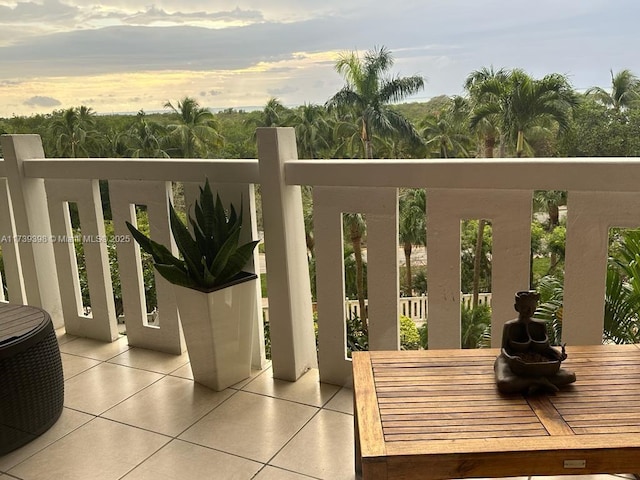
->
xmin=495 ymin=290 xmax=576 ymax=394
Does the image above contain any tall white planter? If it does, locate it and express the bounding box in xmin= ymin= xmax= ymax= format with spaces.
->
xmin=173 ymin=273 xmax=258 ymax=391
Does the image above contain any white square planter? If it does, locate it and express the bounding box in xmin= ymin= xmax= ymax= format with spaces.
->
xmin=173 ymin=273 xmax=258 ymax=391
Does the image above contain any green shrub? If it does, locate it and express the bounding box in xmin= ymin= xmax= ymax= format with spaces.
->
xmin=400 ymin=315 xmax=420 ymax=350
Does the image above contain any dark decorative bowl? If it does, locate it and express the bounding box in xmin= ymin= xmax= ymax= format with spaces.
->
xmin=501 ymin=348 xmax=561 ymax=377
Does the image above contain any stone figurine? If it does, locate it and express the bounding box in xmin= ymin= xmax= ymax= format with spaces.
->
xmin=495 ymin=290 xmax=576 ymax=394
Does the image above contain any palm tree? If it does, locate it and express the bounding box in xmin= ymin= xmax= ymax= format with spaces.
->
xmin=399 ymin=189 xmax=426 ymax=296
xmin=262 ymin=97 xmax=288 ymax=127
xmin=533 ymin=190 xmax=567 ymax=274
xmin=326 ymin=46 xmax=425 ymax=159
xmin=470 ymin=69 xmax=576 ymax=157
xmin=535 ymin=230 xmax=640 ymax=345
xmin=49 ymin=106 xmax=96 ymax=157
xmin=164 ymin=97 xmax=223 ymax=158
xmin=606 ymin=229 xmax=640 ymax=343
xmin=534 ymin=275 xmax=564 ymax=345
xmin=127 ymin=112 xmax=169 ymax=158
xmin=328 ymin=113 xmax=364 ymax=158
xmin=465 ymin=66 xmax=509 ymax=158
xmin=286 ymin=104 xmax=330 ymax=158
xmin=586 ymin=69 xmax=640 ymax=112
xmin=420 ymin=98 xmax=472 ymax=158
xmin=343 ymin=213 xmax=368 ymax=332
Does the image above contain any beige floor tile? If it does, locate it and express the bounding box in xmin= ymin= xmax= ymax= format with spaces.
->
xmin=121 ymin=439 xmax=262 ymax=480
xmin=0 ymin=408 xmax=93 ymax=471
xmin=179 ymin=391 xmax=317 ymax=463
xmin=59 ymin=335 xmax=130 ymax=361
xmin=170 ymin=364 xmax=268 ymax=386
xmin=271 ymin=409 xmax=356 ymax=480
xmin=103 ymin=375 xmax=234 ymax=436
xmin=8 ymin=418 xmax=169 ymax=480
xmin=230 ymin=367 xmax=270 ymax=389
xmin=242 ymin=367 xmax=340 ymax=407
xmin=324 ymin=387 xmax=354 ymax=415
xmin=254 ymin=465 xmax=316 ymax=479
xmin=64 ymin=362 xmax=163 ymax=415
xmin=108 ymin=347 xmax=189 ymax=374
xmin=61 ymin=352 xmax=101 ymax=380
xmin=55 ymin=328 xmax=78 ymax=345
xmin=169 ymin=362 xmax=194 ymax=380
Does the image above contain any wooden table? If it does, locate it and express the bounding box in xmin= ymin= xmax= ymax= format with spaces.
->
xmin=353 ymin=344 xmax=640 ymax=479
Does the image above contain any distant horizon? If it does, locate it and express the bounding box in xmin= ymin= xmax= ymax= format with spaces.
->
xmin=1 ymin=1 xmax=638 ymax=118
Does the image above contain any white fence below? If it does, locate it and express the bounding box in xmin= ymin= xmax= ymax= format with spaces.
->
xmin=261 ymin=293 xmax=493 ymax=325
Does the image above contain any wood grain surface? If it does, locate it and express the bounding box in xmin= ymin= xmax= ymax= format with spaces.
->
xmin=353 ymin=344 xmax=640 ymax=479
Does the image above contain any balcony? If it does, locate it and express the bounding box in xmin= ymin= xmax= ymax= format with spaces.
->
xmin=0 ymin=330 xmax=355 ymax=479
xmin=1 ymin=128 xmax=639 ymax=479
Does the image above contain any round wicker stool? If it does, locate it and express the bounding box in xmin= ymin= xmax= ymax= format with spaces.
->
xmin=0 ymin=304 xmax=64 ymax=456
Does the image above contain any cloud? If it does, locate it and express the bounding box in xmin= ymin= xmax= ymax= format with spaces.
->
xmin=0 ymin=0 xmax=78 ymax=24
xmin=23 ymin=95 xmax=62 ymax=107
xmin=121 ymin=5 xmax=264 ymax=26
xmin=1 ymin=0 xmax=639 ymax=117
xmin=199 ymin=89 xmax=223 ymax=97
xmin=267 ymin=85 xmax=299 ymax=95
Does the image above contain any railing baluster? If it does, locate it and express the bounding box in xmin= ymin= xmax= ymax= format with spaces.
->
xmin=0 ymin=134 xmax=63 ymax=326
xmin=45 ymin=178 xmax=118 ymax=341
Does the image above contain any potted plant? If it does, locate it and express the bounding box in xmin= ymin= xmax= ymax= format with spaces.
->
xmin=126 ymin=179 xmax=259 ymax=390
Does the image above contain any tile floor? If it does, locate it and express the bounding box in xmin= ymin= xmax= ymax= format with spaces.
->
xmin=0 ymin=331 xmax=637 ymax=480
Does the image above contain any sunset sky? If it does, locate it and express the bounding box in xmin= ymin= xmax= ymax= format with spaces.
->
xmin=1 ymin=0 xmax=639 ymax=118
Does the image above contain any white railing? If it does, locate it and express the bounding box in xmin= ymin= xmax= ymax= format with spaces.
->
xmin=342 ymin=293 xmax=492 ymax=323
xmin=260 ymin=293 xmax=493 ymax=325
xmin=2 ymin=128 xmax=640 ymax=387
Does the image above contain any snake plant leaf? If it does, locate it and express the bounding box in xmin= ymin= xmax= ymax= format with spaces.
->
xmin=125 ymin=221 xmax=183 ymax=268
xmin=154 ymin=264 xmax=194 ymax=289
xmin=228 ymin=201 xmax=239 ymax=232
xmin=168 ymin=204 xmax=205 ymax=285
xmin=190 ymin=215 xmax=210 ymax=261
xmin=213 ymin=193 xmax=228 ymax=244
xmin=209 ymin=227 xmax=242 ymax=277
xmin=216 ymin=240 xmax=260 ymax=282
xmin=201 ymin=260 xmax=217 ymax=287
xmin=199 ymin=179 xmax=216 ymax=237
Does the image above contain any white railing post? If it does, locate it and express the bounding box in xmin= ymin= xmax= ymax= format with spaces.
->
xmin=110 ymin=180 xmax=184 ymax=354
xmin=257 ymin=127 xmax=317 ymax=381
xmin=45 ymin=178 xmax=118 ymax=341
xmin=427 ymin=189 xmax=531 ymax=348
xmin=0 ymin=178 xmax=26 ymax=304
xmin=0 ymin=134 xmax=63 ymax=326
xmin=564 ymin=191 xmax=640 ymax=344
xmin=314 ymin=186 xmax=398 ymax=385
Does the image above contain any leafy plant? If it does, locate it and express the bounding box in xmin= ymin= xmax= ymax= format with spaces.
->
xmin=605 ymin=229 xmax=640 ymax=343
xmin=461 ymin=303 xmax=491 ymax=348
xmin=534 ymin=275 xmax=564 ymax=345
xmin=126 ymin=178 xmax=259 ymax=291
xmin=400 ymin=315 xmax=420 ymax=350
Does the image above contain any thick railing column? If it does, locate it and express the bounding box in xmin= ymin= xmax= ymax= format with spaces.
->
xmin=564 ymin=191 xmax=640 ymax=344
xmin=0 ymin=134 xmax=63 ymax=326
xmin=257 ymin=127 xmax=317 ymax=381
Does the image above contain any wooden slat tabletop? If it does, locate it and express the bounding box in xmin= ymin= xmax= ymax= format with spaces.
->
xmin=353 ymin=344 xmax=640 ymax=480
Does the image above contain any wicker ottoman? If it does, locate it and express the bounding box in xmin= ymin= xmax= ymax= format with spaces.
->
xmin=0 ymin=304 xmax=64 ymax=456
